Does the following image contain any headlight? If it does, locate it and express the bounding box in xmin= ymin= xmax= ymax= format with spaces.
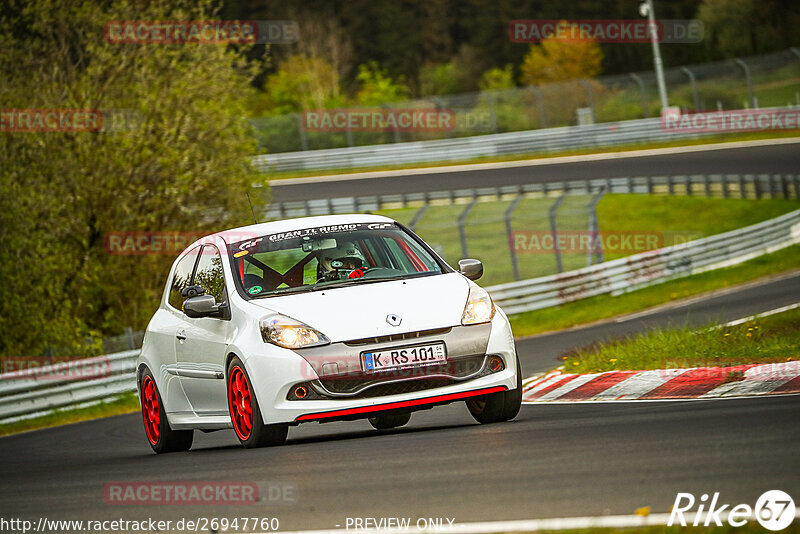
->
xmin=259 ymin=314 xmax=330 ymax=349
xmin=461 ymin=285 xmax=495 ymax=325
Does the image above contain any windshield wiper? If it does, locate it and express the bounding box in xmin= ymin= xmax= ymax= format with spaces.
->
xmin=253 ymin=286 xmax=314 ymax=298
xmin=311 ymin=277 xmax=397 ymax=291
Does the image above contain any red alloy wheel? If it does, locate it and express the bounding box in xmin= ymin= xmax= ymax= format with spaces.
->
xmin=141 ymin=375 xmax=160 ymax=446
xmin=228 ymin=366 xmax=253 ymax=440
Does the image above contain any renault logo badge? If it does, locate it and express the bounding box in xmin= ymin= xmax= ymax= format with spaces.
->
xmin=386 ymin=314 xmax=402 ymax=327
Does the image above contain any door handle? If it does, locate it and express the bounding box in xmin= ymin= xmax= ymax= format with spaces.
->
xmin=176 ymin=331 xmax=187 ymax=341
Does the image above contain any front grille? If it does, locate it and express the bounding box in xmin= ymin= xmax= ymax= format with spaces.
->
xmin=355 ymin=378 xmax=455 ymax=398
xmin=318 ymin=355 xmax=486 ymax=396
xmin=342 ymin=327 xmax=452 ymax=346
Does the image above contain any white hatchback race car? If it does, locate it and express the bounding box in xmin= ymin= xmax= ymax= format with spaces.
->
xmin=137 ymin=214 xmax=521 ymax=453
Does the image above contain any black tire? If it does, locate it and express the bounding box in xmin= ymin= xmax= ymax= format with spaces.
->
xmin=227 ymin=356 xmax=288 ymax=449
xmin=466 ymin=356 xmax=523 ymax=424
xmin=139 ymin=368 xmax=193 ymax=454
xmin=368 ymin=411 xmax=411 ymax=430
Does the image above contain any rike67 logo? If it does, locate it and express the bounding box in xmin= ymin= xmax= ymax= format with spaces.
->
xmin=669 ymin=490 xmax=796 ymax=531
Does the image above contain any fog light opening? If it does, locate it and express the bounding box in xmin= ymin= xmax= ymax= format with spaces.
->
xmin=294 ymin=385 xmax=308 ymax=399
xmin=488 ymin=356 xmax=504 ymax=372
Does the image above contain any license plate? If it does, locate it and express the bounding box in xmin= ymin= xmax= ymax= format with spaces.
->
xmin=363 ymin=342 xmax=447 ymax=372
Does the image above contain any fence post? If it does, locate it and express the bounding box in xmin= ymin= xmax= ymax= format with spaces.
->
xmin=579 ymin=80 xmax=596 ymax=122
xmin=295 ymin=113 xmax=309 ymax=151
xmin=680 ymin=66 xmax=700 ymax=111
xmin=125 ymin=327 xmax=135 ymax=350
xmin=488 ymin=92 xmax=498 ymax=133
xmin=409 ymin=204 xmax=429 ymax=232
xmin=504 ymin=195 xmax=524 ymax=281
xmin=734 ymin=58 xmax=756 ymax=109
xmin=457 ymin=198 xmax=478 ymax=259
xmin=549 ymin=193 xmax=567 ymax=273
xmin=629 ymin=73 xmax=649 ymax=118
xmin=530 ymin=86 xmax=547 ymax=128
xmin=587 ymin=188 xmax=606 ymax=266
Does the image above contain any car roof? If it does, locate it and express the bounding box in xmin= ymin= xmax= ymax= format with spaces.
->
xmin=191 ymin=213 xmax=398 ymax=248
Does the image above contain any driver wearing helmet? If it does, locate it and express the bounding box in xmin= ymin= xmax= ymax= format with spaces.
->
xmin=317 ymin=242 xmax=369 ymax=281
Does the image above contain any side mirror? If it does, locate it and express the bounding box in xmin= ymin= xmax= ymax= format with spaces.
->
xmin=184 ymin=294 xmax=225 ymax=318
xmin=458 ymin=259 xmax=484 ymax=281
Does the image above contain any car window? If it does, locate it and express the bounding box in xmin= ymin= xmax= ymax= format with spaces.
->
xmin=194 ymin=245 xmax=227 ymax=303
xmin=168 ymin=247 xmax=201 ymax=310
xmin=228 ymin=223 xmax=445 ymax=298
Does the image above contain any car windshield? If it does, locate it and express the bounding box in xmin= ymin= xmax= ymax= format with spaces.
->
xmin=227 ymin=222 xmax=444 ymax=298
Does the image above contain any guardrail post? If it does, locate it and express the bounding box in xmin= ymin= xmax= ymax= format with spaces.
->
xmin=295 ymin=113 xmax=308 ymax=151
xmin=739 ymin=175 xmax=748 ymax=199
xmin=548 ymin=193 xmax=567 ymax=273
xmin=680 ymin=66 xmax=700 ymax=111
xmin=780 ymin=174 xmax=789 ymax=199
xmin=458 ymin=198 xmax=478 ymax=259
xmin=704 ymin=174 xmax=711 ymax=197
xmin=686 ymin=176 xmax=693 ymax=196
xmin=754 ymin=175 xmax=762 ymax=199
xmin=629 ymin=73 xmax=648 ymax=117
xmin=722 ymin=175 xmax=730 ymax=198
xmin=504 ymin=195 xmax=524 ymax=281
xmin=734 ymin=58 xmax=756 ymax=108
xmin=794 ymin=174 xmax=800 ymax=199
xmin=667 ymin=175 xmax=674 ymax=195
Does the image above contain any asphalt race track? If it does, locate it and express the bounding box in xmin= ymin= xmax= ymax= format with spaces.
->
xmin=1 ymin=273 xmax=798 ymax=531
xmin=270 ymin=141 xmax=800 ymax=202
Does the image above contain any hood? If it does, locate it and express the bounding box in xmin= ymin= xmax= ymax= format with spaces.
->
xmin=248 ymin=273 xmax=470 ymax=342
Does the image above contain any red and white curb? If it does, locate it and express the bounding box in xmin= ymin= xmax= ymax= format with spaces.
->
xmin=522 ymin=361 xmax=800 ymax=403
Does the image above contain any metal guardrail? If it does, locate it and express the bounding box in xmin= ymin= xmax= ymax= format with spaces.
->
xmin=0 ymin=351 xmax=139 ymax=422
xmin=487 ymin=208 xmax=800 ymax=315
xmin=251 ymin=108 xmax=798 ymax=173
xmin=1 ymin=208 xmax=798 ymax=424
xmin=265 ymin=173 xmax=800 ymax=219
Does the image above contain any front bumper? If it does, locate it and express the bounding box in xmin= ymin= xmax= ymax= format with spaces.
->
xmin=242 ymin=310 xmax=518 ymax=425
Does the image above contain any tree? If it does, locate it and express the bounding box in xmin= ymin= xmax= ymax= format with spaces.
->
xmin=519 ymin=30 xmax=604 ymax=86
xmin=354 ymin=62 xmax=409 ymax=105
xmin=261 ymin=54 xmax=345 ymax=114
xmin=479 ymin=65 xmax=516 ymax=91
xmin=0 ymin=0 xmax=261 ymax=356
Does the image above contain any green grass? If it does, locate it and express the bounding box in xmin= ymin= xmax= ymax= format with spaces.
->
xmin=0 ymin=393 xmax=139 ymax=437
xmin=379 ymin=195 xmax=800 ymax=287
xmin=562 ymin=307 xmax=800 ymax=374
xmin=262 ymin=131 xmax=800 ymax=181
xmin=508 ymin=244 xmax=800 ymax=338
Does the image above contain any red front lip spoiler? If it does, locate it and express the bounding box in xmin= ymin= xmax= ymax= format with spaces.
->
xmin=295 ymin=386 xmax=507 ymax=422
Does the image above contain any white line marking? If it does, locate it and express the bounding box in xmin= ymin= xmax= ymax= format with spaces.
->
xmin=720 ymin=302 xmax=800 ymax=328
xmin=247 ymin=510 xmax=800 ymax=534
xmin=591 ymin=369 xmax=688 ymax=400
xmin=268 ymin=137 xmax=800 ymax=186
